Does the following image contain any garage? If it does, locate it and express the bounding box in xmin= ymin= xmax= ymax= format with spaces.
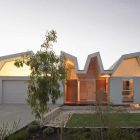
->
xmin=0 ymin=51 xmax=32 ymax=104
xmin=2 ymin=80 xmax=28 ymax=104
xmin=0 ymin=76 xmax=29 ymax=104
xmin=0 ymin=51 xmax=64 ymax=105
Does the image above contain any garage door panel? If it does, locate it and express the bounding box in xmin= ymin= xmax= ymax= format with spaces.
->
xmin=3 ymin=81 xmax=28 ymax=104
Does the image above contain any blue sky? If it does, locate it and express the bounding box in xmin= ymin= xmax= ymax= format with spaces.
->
xmin=0 ymin=0 xmax=140 ymax=69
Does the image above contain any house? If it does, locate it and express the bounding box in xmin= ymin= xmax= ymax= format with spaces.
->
xmin=63 ymin=51 xmax=140 ymax=106
xmin=0 ymin=51 xmax=140 ymax=106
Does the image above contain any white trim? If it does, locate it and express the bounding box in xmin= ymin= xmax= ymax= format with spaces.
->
xmin=61 ymin=51 xmax=108 ymax=74
xmin=0 ymin=51 xmax=33 ymax=61
xmin=0 ymin=51 xmax=34 ymax=71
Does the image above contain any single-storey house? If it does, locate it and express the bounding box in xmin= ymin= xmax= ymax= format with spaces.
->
xmin=0 ymin=51 xmax=140 ymax=106
xmin=62 ymin=51 xmax=140 ymax=106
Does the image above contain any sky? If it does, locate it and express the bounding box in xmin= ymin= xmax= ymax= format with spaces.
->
xmin=0 ymin=0 xmax=140 ymax=69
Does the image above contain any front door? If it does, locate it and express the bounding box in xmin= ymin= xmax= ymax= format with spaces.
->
xmin=66 ymin=80 xmax=78 ymax=103
xmin=79 ymin=80 xmax=95 ymax=103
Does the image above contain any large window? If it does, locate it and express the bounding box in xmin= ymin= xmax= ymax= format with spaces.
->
xmin=122 ymin=79 xmax=134 ymax=102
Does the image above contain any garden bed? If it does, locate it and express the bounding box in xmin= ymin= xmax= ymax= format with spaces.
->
xmin=6 ymin=113 xmax=140 ymax=140
xmin=6 ymin=126 xmax=140 ymax=140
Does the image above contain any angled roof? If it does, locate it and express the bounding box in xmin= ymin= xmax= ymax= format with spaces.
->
xmin=0 ymin=51 xmax=33 ymax=70
xmin=61 ymin=51 xmax=109 ymax=74
xmin=1 ymin=50 xmax=140 ymax=75
xmin=110 ymin=52 xmax=140 ymax=73
xmin=61 ymin=51 xmax=79 ymax=70
xmin=0 ymin=51 xmax=33 ymax=61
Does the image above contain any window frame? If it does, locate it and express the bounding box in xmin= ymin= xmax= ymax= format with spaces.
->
xmin=122 ymin=79 xmax=134 ymax=102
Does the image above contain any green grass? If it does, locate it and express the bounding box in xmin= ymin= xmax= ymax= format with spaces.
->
xmin=66 ymin=113 xmax=140 ymax=127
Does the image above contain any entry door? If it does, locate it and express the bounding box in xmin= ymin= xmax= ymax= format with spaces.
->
xmin=66 ymin=80 xmax=78 ymax=102
xmin=87 ymin=81 xmax=95 ymax=101
xmin=80 ymin=80 xmax=95 ymax=102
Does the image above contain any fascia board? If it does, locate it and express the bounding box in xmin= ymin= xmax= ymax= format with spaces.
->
xmin=63 ymin=51 xmax=105 ymax=74
xmin=83 ymin=52 xmax=105 ymax=74
xmin=0 ymin=51 xmax=34 ymax=62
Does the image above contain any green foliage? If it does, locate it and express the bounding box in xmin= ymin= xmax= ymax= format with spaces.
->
xmin=43 ymin=127 xmax=55 ymax=136
xmin=0 ymin=120 xmax=20 ymax=140
xmin=8 ymin=130 xmax=30 ymax=140
xmin=26 ymin=124 xmax=40 ymax=133
xmin=62 ymin=128 xmax=139 ymax=140
xmin=14 ymin=30 xmax=66 ymax=123
xmin=30 ymin=120 xmax=40 ymax=126
xmin=104 ymin=128 xmax=139 ymax=140
xmin=75 ymin=134 xmax=86 ymax=140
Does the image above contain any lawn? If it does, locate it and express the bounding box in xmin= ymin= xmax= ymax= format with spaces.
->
xmin=66 ymin=113 xmax=140 ymax=127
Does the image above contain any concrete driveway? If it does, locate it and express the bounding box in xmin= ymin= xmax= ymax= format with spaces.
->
xmin=0 ymin=104 xmax=60 ymax=129
xmin=0 ymin=104 xmax=35 ymax=129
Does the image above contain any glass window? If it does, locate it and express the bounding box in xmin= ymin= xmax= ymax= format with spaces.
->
xmin=122 ymin=79 xmax=134 ymax=102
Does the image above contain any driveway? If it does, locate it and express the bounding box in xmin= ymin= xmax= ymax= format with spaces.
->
xmin=0 ymin=104 xmax=60 ymax=129
xmin=0 ymin=104 xmax=35 ymax=129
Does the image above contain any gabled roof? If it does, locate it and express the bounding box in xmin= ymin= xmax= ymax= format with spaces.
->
xmin=1 ymin=50 xmax=140 ymax=75
xmin=61 ymin=51 xmax=79 ymax=70
xmin=0 ymin=51 xmax=33 ymax=61
xmin=61 ymin=51 xmax=109 ymax=74
xmin=110 ymin=52 xmax=140 ymax=73
xmin=0 ymin=51 xmax=33 ymax=70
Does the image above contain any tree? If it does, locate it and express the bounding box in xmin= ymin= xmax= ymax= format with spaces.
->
xmin=14 ymin=30 xmax=66 ymax=124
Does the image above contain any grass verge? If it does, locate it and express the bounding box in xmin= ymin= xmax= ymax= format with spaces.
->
xmin=66 ymin=113 xmax=140 ymax=127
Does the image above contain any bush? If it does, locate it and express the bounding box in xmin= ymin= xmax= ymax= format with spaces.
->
xmin=26 ymin=124 xmax=40 ymax=133
xmin=43 ymin=127 xmax=55 ymax=136
xmin=30 ymin=121 xmax=40 ymax=126
xmin=8 ymin=130 xmax=30 ymax=140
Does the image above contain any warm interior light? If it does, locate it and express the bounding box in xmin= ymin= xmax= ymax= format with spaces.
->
xmin=130 ymin=104 xmax=139 ymax=108
xmin=0 ymin=61 xmax=31 ymax=76
xmin=100 ymin=74 xmax=110 ymax=77
xmin=65 ymin=59 xmax=75 ymax=66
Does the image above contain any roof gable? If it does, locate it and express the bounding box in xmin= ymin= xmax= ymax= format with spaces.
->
xmin=61 ymin=51 xmax=107 ymax=74
xmin=0 ymin=51 xmax=33 ymax=71
xmin=111 ymin=52 xmax=140 ymax=74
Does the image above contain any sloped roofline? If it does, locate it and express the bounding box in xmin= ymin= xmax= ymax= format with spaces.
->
xmin=110 ymin=52 xmax=140 ymax=73
xmin=61 ymin=51 xmax=109 ymax=74
xmin=0 ymin=51 xmax=34 ymax=61
xmin=0 ymin=51 xmax=34 ymax=70
xmin=1 ymin=50 xmax=140 ymax=75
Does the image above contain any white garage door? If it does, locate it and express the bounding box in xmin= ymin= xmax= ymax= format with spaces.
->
xmin=3 ymin=80 xmax=28 ymax=104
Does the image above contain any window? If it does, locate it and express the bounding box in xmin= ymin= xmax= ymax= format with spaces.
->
xmin=122 ymin=79 xmax=134 ymax=102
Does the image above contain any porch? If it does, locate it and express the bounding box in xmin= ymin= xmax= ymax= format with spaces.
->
xmin=64 ymin=79 xmax=109 ymax=105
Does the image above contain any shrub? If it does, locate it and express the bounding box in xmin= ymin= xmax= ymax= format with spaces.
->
xmin=26 ymin=124 xmax=40 ymax=133
xmin=43 ymin=127 xmax=55 ymax=136
xmin=8 ymin=130 xmax=30 ymax=140
xmin=30 ymin=121 xmax=40 ymax=126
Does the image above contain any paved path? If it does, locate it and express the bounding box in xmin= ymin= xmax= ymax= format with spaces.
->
xmin=0 ymin=104 xmax=35 ymax=129
xmin=46 ymin=109 xmax=95 ymax=127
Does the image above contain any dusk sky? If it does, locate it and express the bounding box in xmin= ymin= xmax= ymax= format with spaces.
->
xmin=0 ymin=0 xmax=140 ymax=69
